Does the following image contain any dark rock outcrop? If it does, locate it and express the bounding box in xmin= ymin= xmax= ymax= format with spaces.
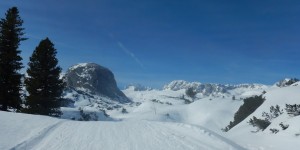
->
xmin=65 ymin=63 xmax=130 ymax=103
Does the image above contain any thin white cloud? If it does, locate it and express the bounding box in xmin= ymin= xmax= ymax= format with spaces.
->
xmin=107 ymin=32 xmax=145 ymax=69
xmin=116 ymin=41 xmax=145 ymax=69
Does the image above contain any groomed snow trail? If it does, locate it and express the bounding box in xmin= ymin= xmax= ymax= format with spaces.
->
xmin=0 ymin=112 xmax=246 ymax=150
xmin=10 ymin=121 xmax=64 ymax=150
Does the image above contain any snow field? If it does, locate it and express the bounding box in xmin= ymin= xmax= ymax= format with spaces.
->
xmin=0 ymin=111 xmax=243 ymax=150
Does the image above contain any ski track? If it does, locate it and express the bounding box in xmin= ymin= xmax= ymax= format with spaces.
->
xmin=176 ymin=123 xmax=247 ymax=150
xmin=7 ymin=119 xmax=246 ymax=150
xmin=151 ymin=121 xmax=247 ymax=150
xmin=9 ymin=121 xmax=64 ymax=150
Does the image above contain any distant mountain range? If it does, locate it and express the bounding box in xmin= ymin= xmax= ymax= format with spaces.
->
xmin=125 ymin=78 xmax=299 ymax=97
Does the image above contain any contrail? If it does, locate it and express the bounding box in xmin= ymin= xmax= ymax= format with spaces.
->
xmin=108 ymin=32 xmax=145 ymax=69
xmin=116 ymin=41 xmax=145 ymax=69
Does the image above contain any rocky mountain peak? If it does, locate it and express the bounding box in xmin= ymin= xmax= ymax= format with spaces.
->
xmin=65 ymin=63 xmax=131 ymax=103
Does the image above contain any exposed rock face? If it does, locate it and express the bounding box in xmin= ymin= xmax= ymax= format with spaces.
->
xmin=65 ymin=63 xmax=130 ymax=103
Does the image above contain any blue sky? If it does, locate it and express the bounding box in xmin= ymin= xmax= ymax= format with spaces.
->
xmin=1 ymin=0 xmax=300 ymax=88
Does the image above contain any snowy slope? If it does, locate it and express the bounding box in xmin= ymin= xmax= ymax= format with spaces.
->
xmin=121 ymin=88 xmax=242 ymax=131
xmin=0 ymin=111 xmax=245 ymax=150
xmin=227 ymin=85 xmax=300 ymax=150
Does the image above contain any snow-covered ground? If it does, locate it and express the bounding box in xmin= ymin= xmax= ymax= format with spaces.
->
xmin=0 ymin=111 xmax=244 ymax=150
xmin=1 ymin=80 xmax=300 ymax=150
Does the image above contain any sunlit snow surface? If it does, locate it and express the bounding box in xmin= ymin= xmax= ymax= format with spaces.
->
xmin=0 ymin=112 xmax=244 ymax=150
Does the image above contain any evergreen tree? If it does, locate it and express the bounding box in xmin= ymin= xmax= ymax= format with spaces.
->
xmin=248 ymin=116 xmax=270 ymax=131
xmin=232 ymin=95 xmax=236 ymax=100
xmin=25 ymin=38 xmax=64 ymax=117
xmin=185 ymin=87 xmax=197 ymax=99
xmin=0 ymin=7 xmax=26 ymax=111
xmin=223 ymin=95 xmax=265 ymax=131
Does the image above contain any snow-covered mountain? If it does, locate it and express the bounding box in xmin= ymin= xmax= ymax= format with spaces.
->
xmin=60 ymin=63 xmax=131 ymax=121
xmin=65 ymin=63 xmax=130 ymax=103
xmin=163 ymin=80 xmax=268 ymax=97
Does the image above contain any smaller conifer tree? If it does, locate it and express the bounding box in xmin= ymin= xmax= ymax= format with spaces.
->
xmin=25 ymin=38 xmax=64 ymax=117
xmin=185 ymin=87 xmax=197 ymax=100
